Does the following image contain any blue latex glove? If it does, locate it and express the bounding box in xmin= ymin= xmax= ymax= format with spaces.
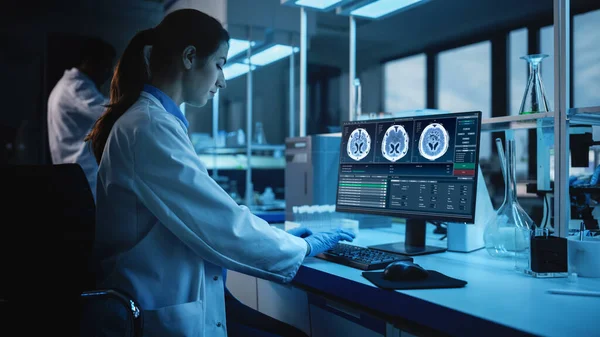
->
xmin=590 ymin=164 xmax=600 ymax=185
xmin=569 ymin=176 xmax=579 ymax=186
xmin=304 ymin=228 xmax=356 ymax=257
xmin=287 ymin=227 xmax=313 ymax=238
xmin=572 ymin=178 xmax=589 ymax=186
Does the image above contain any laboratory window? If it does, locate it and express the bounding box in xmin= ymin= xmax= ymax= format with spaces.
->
xmin=383 ymin=53 xmax=426 ymax=113
xmin=437 ymin=41 xmax=492 ymax=160
xmin=509 ymin=28 xmax=530 ymax=179
xmin=574 ymin=9 xmax=600 ymax=108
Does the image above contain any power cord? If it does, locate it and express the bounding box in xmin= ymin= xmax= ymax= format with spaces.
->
xmin=430 ymin=221 xmax=448 ymax=240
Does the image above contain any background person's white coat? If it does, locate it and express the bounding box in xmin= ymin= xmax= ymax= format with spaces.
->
xmin=47 ymin=68 xmax=107 ymax=198
xmin=94 ymin=92 xmax=308 ymax=337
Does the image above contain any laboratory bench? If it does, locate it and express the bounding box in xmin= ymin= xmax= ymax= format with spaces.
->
xmin=226 ymin=224 xmax=600 ymax=337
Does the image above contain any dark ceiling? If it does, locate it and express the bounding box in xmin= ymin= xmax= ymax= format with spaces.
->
xmin=308 ymin=0 xmax=598 ymax=71
xmin=2 ymin=0 xmax=598 ymax=72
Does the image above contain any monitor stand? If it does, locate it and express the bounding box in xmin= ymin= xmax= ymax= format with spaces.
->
xmin=367 ymin=219 xmax=447 ymax=256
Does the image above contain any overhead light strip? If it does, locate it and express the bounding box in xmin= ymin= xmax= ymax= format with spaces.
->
xmin=294 ymin=0 xmax=344 ymax=10
xmin=244 ymin=44 xmax=299 ymax=66
xmin=227 ymin=39 xmax=256 ymax=60
xmin=350 ymin=0 xmax=424 ymax=19
xmin=223 ymin=63 xmax=256 ymax=80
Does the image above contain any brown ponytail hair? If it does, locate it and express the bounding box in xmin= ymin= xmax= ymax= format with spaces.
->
xmin=85 ymin=9 xmax=229 ymax=163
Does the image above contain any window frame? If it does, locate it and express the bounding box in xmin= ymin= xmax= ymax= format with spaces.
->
xmin=379 ymin=5 xmax=600 ymax=180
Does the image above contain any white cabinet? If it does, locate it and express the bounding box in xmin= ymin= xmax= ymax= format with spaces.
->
xmin=257 ymin=278 xmax=311 ymax=335
xmin=307 ymin=293 xmax=398 ymax=337
xmin=227 ymin=274 xmax=432 ymax=336
xmin=226 ymin=270 xmax=258 ymax=310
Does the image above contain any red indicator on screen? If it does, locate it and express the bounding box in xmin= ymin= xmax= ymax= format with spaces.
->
xmin=454 ymin=169 xmax=475 ymax=176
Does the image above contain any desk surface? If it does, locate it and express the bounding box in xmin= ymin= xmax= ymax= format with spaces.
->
xmin=292 ymin=225 xmax=600 ymax=337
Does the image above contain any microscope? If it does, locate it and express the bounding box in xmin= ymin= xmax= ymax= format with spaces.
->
xmin=568 ymin=132 xmax=600 ymax=231
xmin=527 ymin=132 xmax=600 ymax=232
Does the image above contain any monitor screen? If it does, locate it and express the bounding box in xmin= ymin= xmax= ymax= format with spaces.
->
xmin=335 ymin=111 xmax=482 ymax=223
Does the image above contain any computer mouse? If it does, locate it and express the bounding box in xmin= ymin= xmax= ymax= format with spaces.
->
xmin=383 ymin=261 xmax=429 ymax=281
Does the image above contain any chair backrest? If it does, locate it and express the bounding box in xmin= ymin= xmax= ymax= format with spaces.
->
xmin=0 ymin=163 xmax=96 ymax=334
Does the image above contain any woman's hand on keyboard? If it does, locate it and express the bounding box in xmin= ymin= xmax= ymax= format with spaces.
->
xmin=304 ymin=228 xmax=356 ymax=257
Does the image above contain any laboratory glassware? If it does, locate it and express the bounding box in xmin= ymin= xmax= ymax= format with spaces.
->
xmin=484 ymin=131 xmax=536 ymax=258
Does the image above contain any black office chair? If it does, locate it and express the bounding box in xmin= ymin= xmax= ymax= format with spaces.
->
xmin=0 ymin=163 xmax=143 ymax=336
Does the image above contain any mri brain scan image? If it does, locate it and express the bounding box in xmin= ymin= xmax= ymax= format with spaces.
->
xmin=418 ymin=123 xmax=449 ymax=161
xmin=347 ymin=128 xmax=371 ymax=161
xmin=381 ymin=125 xmax=409 ymax=162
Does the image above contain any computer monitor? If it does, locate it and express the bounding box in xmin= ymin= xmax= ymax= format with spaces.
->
xmin=335 ymin=111 xmax=482 ymax=256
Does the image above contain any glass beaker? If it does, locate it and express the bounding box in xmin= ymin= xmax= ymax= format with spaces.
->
xmin=484 ymin=131 xmax=536 ymax=258
xmin=519 ymin=54 xmax=550 ymax=115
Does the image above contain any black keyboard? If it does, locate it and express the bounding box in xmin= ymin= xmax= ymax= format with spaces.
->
xmin=316 ymin=243 xmax=413 ymax=270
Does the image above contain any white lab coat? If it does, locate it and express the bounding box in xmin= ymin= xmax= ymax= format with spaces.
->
xmin=47 ymin=68 xmax=107 ymax=199
xmin=94 ymin=92 xmax=307 ymax=337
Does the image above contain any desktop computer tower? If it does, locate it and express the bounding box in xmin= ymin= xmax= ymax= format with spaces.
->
xmin=285 ymin=134 xmax=393 ymax=228
xmin=285 ymin=134 xmax=341 ymax=221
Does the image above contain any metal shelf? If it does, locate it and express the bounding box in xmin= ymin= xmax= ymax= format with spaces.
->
xmin=198 ymin=154 xmax=285 ymax=170
xmin=480 ymin=107 xmax=600 ymax=133
xmin=568 ymin=106 xmax=600 ymax=125
xmin=481 ymin=112 xmax=554 ymax=132
xmin=196 ymin=144 xmax=285 ymax=155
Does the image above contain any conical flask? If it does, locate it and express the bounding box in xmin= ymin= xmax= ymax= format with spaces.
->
xmin=519 ymin=54 xmax=550 ymax=115
xmin=483 ymin=131 xmax=536 ymax=258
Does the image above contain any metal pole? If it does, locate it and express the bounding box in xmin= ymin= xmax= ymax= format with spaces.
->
xmin=289 ymin=50 xmax=295 ymax=138
xmin=299 ymin=7 xmax=307 ymax=137
xmin=553 ymin=0 xmax=570 ymax=238
xmin=245 ymin=27 xmax=254 ymax=207
xmin=349 ymin=15 xmax=356 ymax=122
xmin=212 ymin=91 xmax=219 ymax=179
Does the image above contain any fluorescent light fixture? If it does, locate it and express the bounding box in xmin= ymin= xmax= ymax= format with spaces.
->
xmin=223 ymin=63 xmax=256 ymax=80
xmin=281 ymin=0 xmax=354 ymax=11
xmin=350 ymin=0 xmax=424 ymax=19
xmin=244 ymin=44 xmax=299 ymax=66
xmin=227 ymin=39 xmax=256 ymax=59
xmin=294 ymin=0 xmax=344 ymax=10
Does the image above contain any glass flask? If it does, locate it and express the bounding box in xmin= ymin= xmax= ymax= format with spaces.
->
xmin=484 ymin=131 xmax=536 ymax=258
xmin=518 ymin=54 xmax=550 ymax=115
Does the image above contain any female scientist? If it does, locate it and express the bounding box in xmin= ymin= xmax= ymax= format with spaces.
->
xmin=85 ymin=8 xmax=354 ymax=337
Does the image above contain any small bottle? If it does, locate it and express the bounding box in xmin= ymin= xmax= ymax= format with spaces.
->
xmin=254 ymin=122 xmax=267 ymax=145
xmin=229 ymin=180 xmax=241 ymax=204
xmin=260 ymin=187 xmax=275 ymax=205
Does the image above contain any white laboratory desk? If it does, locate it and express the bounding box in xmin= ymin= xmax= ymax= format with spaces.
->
xmin=227 ymin=225 xmax=600 ymax=337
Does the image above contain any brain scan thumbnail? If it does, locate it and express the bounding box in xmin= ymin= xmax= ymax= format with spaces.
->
xmin=381 ymin=125 xmax=409 ymax=162
xmin=346 ymin=128 xmax=371 ymax=161
xmin=418 ymin=123 xmax=449 ymax=161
